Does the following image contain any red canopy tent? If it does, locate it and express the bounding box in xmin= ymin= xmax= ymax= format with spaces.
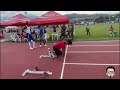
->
xmin=0 ymin=14 xmax=32 ymax=26
xmin=29 ymin=11 xmax=69 ymax=25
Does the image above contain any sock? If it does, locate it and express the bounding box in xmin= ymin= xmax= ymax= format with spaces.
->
xmin=30 ymin=40 xmax=35 ymax=47
xmin=29 ymin=42 xmax=32 ymax=48
xmin=33 ymin=41 xmax=35 ymax=47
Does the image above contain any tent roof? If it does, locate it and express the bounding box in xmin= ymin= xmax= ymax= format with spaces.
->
xmin=41 ymin=11 xmax=64 ymax=17
xmin=0 ymin=14 xmax=32 ymax=26
xmin=29 ymin=11 xmax=69 ymax=25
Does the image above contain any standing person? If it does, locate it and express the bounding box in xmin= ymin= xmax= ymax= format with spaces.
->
xmin=53 ymin=25 xmax=56 ymax=33
xmin=67 ymin=24 xmax=71 ymax=38
xmin=32 ymin=30 xmax=37 ymax=41
xmin=53 ymin=39 xmax=72 ymax=57
xmin=86 ymin=24 xmax=90 ymax=35
xmin=70 ymin=23 xmax=74 ymax=40
xmin=21 ymin=29 xmax=27 ymax=42
xmin=44 ymin=31 xmax=49 ymax=43
xmin=44 ymin=27 xmax=49 ymax=42
xmin=109 ymin=25 xmax=117 ymax=36
xmin=60 ymin=24 xmax=67 ymax=39
xmin=38 ymin=25 xmax=47 ymax=47
xmin=109 ymin=25 xmax=114 ymax=36
xmin=1 ymin=29 xmax=4 ymax=36
xmin=52 ymin=25 xmax=57 ymax=41
xmin=22 ymin=21 xmax=37 ymax=49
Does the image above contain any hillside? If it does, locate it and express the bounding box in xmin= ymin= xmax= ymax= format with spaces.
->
xmin=1 ymin=12 xmax=119 ymax=22
xmin=65 ymin=13 xmax=119 ymax=20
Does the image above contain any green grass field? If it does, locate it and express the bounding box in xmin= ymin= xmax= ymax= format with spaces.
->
xmin=47 ymin=23 xmax=119 ymax=41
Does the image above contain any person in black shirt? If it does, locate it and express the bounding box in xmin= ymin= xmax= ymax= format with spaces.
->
xmin=86 ymin=24 xmax=90 ymax=35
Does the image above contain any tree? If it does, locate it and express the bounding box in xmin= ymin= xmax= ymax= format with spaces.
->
xmin=94 ymin=18 xmax=99 ymax=23
xmin=104 ymin=17 xmax=109 ymax=22
xmin=99 ymin=16 xmax=105 ymax=23
xmin=110 ymin=16 xmax=115 ymax=21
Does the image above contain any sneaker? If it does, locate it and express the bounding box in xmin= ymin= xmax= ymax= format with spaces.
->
xmin=44 ymin=45 xmax=47 ymax=46
xmin=39 ymin=45 xmax=42 ymax=47
xmin=33 ymin=46 xmax=37 ymax=49
xmin=30 ymin=47 xmax=33 ymax=50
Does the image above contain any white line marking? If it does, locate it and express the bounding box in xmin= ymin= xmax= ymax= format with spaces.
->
xmin=65 ymin=63 xmax=120 ymax=66
xmin=67 ymin=51 xmax=120 ymax=53
xmin=69 ymin=45 xmax=119 ymax=47
xmin=73 ymin=40 xmax=119 ymax=43
xmin=60 ymin=45 xmax=68 ymax=79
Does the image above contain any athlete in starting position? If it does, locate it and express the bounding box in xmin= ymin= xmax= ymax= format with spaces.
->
xmin=53 ymin=39 xmax=72 ymax=57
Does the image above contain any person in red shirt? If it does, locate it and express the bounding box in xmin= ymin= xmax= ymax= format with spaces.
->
xmin=109 ymin=25 xmax=117 ymax=36
xmin=109 ymin=25 xmax=114 ymax=31
xmin=53 ymin=39 xmax=72 ymax=57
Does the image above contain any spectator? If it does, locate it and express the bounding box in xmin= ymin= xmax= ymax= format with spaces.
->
xmin=38 ymin=25 xmax=47 ymax=47
xmin=109 ymin=25 xmax=117 ymax=36
xmin=43 ymin=26 xmax=49 ymax=42
xmin=44 ymin=29 xmax=49 ymax=42
xmin=70 ymin=23 xmax=74 ymax=40
xmin=32 ymin=30 xmax=37 ymax=41
xmin=21 ymin=30 xmax=27 ymax=42
xmin=53 ymin=25 xmax=57 ymax=33
xmin=86 ymin=24 xmax=90 ymax=35
xmin=66 ymin=24 xmax=71 ymax=38
xmin=60 ymin=24 xmax=67 ymax=40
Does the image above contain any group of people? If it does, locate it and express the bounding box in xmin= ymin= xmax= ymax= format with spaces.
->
xmin=21 ymin=22 xmax=49 ymax=49
xmin=14 ymin=22 xmax=117 ymax=58
xmin=60 ymin=23 xmax=74 ymax=40
xmin=50 ymin=23 xmax=75 ymax=40
xmin=21 ymin=21 xmax=72 ymax=58
xmin=10 ymin=22 xmax=118 ymax=58
xmin=85 ymin=24 xmax=117 ymax=37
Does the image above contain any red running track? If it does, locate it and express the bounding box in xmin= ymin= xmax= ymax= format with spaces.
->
xmin=61 ymin=40 xmax=120 ymax=79
xmin=1 ymin=42 xmax=63 ymax=79
xmin=1 ymin=40 xmax=120 ymax=79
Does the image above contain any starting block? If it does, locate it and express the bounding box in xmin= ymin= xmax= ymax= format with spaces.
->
xmin=22 ymin=69 xmax=52 ymax=76
xmin=39 ymin=48 xmax=57 ymax=59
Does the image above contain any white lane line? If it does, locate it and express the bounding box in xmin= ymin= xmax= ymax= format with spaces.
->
xmin=69 ymin=45 xmax=119 ymax=47
xmin=60 ymin=45 xmax=68 ymax=79
xmin=67 ymin=51 xmax=120 ymax=53
xmin=65 ymin=63 xmax=120 ymax=66
xmin=73 ymin=40 xmax=119 ymax=43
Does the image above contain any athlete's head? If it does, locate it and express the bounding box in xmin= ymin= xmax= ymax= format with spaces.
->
xmin=26 ymin=21 xmax=29 ymax=26
xmin=66 ymin=39 xmax=72 ymax=45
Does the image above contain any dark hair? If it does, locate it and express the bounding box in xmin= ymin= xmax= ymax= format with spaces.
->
xmin=106 ymin=66 xmax=115 ymax=72
xmin=67 ymin=39 xmax=72 ymax=45
xmin=26 ymin=21 xmax=29 ymax=26
xmin=26 ymin=21 xmax=28 ymax=24
xmin=44 ymin=29 xmax=46 ymax=33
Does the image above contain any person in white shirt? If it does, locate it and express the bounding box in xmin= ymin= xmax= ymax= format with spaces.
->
xmin=22 ymin=21 xmax=37 ymax=50
xmin=44 ymin=30 xmax=49 ymax=42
